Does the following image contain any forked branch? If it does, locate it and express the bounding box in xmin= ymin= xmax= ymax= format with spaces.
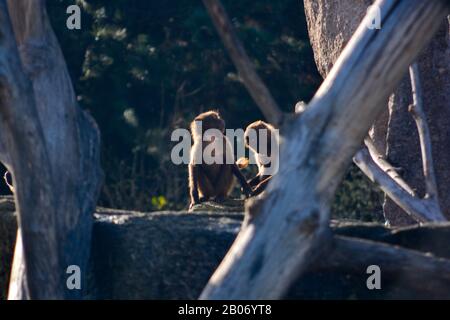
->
xmin=408 ymin=63 xmax=440 ymax=201
xmin=354 ymin=63 xmax=445 ymax=223
xmin=354 ymin=142 xmax=444 ymax=223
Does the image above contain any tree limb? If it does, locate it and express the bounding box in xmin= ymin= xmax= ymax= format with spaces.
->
xmin=408 ymin=63 xmax=440 ymax=201
xmin=200 ymin=0 xmax=449 ymax=299
xmin=202 ymin=0 xmax=284 ymax=125
xmin=353 ymin=63 xmax=446 ymax=224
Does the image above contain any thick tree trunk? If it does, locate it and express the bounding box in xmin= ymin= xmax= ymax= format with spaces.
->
xmin=200 ymin=0 xmax=449 ymax=299
xmin=0 ymin=0 xmax=60 ymax=298
xmin=0 ymin=0 xmax=103 ymax=299
xmin=303 ymin=0 xmax=450 ymax=226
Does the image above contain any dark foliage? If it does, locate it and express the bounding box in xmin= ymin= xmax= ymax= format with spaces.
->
xmin=44 ymin=0 xmax=321 ymax=211
xmin=0 ymin=0 xmax=382 ymax=218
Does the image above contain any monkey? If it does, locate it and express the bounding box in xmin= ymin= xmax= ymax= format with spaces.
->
xmin=188 ymin=110 xmax=252 ymax=209
xmin=238 ymin=120 xmax=279 ymax=197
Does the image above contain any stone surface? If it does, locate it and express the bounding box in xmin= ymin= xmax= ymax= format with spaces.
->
xmin=303 ymin=0 xmax=373 ymax=79
xmin=3 ymin=197 xmax=450 ymax=299
xmin=189 ymin=199 xmax=245 ymax=213
xmin=89 ymin=210 xmax=242 ymax=299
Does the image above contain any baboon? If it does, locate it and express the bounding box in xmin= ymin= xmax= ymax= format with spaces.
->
xmin=240 ymin=120 xmax=279 ymax=196
xmin=189 ymin=110 xmax=252 ymax=209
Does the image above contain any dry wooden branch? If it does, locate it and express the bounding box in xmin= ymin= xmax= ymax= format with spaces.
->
xmin=364 ymin=137 xmax=415 ymax=196
xmin=200 ymin=0 xmax=449 ymax=299
xmin=408 ymin=63 xmax=440 ymax=201
xmin=202 ymin=0 xmax=283 ymax=125
xmin=353 ymin=63 xmax=445 ymax=223
xmin=354 ymin=145 xmax=445 ymax=223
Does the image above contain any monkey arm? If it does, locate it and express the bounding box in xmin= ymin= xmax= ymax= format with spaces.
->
xmin=189 ymin=164 xmax=200 ymax=207
xmin=251 ymin=175 xmax=272 ymax=197
xmin=232 ymin=164 xmax=252 ymax=197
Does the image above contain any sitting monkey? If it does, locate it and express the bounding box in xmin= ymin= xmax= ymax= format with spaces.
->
xmin=239 ymin=120 xmax=279 ymax=197
xmin=188 ymin=111 xmax=252 ymax=209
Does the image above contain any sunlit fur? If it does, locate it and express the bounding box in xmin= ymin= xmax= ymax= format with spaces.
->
xmin=243 ymin=120 xmax=278 ymax=196
xmin=189 ymin=111 xmax=235 ymax=205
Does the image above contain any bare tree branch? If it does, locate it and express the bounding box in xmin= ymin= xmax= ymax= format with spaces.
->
xmin=408 ymin=63 xmax=440 ymax=201
xmin=353 ymin=145 xmax=445 ymax=223
xmin=364 ymin=137 xmax=416 ymax=196
xmin=353 ymin=62 xmax=446 ymax=224
xmin=200 ymin=0 xmax=449 ymax=299
xmin=202 ymin=0 xmax=284 ymax=125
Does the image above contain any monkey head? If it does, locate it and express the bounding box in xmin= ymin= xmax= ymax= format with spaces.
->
xmin=244 ymin=120 xmax=274 ymax=157
xmin=190 ymin=110 xmax=225 ymax=142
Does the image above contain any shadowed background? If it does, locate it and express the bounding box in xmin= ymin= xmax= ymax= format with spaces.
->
xmin=0 ymin=0 xmax=382 ymax=221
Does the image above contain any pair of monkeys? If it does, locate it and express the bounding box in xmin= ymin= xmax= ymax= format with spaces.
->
xmin=188 ymin=110 xmax=276 ymax=209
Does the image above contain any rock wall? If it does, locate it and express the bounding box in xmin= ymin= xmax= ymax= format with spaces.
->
xmin=3 ymin=196 xmax=450 ymax=299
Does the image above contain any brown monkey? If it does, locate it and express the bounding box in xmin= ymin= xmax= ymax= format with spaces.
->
xmin=240 ymin=120 xmax=279 ymax=197
xmin=189 ymin=111 xmax=252 ymax=209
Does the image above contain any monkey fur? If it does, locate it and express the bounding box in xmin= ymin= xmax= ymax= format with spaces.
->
xmin=240 ymin=120 xmax=279 ymax=197
xmin=189 ymin=111 xmax=252 ymax=209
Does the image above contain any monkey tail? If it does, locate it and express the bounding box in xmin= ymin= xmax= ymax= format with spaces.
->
xmin=236 ymin=157 xmax=249 ymax=169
